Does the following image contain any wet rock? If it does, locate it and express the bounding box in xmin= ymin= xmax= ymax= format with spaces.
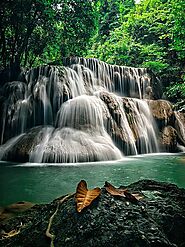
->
xmin=0 ymin=180 xmax=185 ymax=247
xmin=99 ymin=91 xmax=137 ymax=155
xmin=0 ymin=202 xmax=35 ymax=222
xmin=0 ymin=126 xmax=49 ymax=162
xmin=175 ymin=112 xmax=185 ymax=147
xmin=147 ymin=100 xmax=185 ymax=152
xmin=100 ymin=91 xmax=159 ymax=155
xmin=159 ymin=126 xmax=178 ymax=152
xmin=147 ymin=100 xmax=174 ymax=129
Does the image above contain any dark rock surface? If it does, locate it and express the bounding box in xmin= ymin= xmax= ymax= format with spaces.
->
xmin=148 ymin=100 xmax=185 ymax=152
xmin=147 ymin=100 xmax=174 ymax=129
xmin=0 ymin=126 xmax=50 ymax=162
xmin=175 ymin=112 xmax=185 ymax=148
xmin=0 ymin=180 xmax=185 ymax=247
xmin=159 ymin=126 xmax=178 ymax=152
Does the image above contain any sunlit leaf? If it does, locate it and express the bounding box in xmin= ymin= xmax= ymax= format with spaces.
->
xmin=105 ymin=181 xmax=143 ymax=203
xmin=132 ymin=193 xmax=144 ymax=201
xmin=75 ymin=180 xmax=101 ymax=213
xmin=124 ymin=191 xmax=140 ymax=203
xmin=104 ymin=181 xmax=127 ymax=197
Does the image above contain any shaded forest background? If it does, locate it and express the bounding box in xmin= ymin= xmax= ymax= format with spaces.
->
xmin=0 ymin=0 xmax=184 ymax=109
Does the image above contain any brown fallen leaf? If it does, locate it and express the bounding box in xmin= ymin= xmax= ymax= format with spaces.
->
xmin=132 ymin=193 xmax=144 ymax=201
xmin=76 ymin=180 xmax=101 ymax=213
xmin=104 ymin=181 xmax=127 ymax=197
xmin=123 ymin=191 xmax=140 ymax=203
xmin=105 ymin=181 xmax=143 ymax=203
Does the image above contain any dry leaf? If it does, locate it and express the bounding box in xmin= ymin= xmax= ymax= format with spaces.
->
xmin=123 ymin=191 xmax=139 ymax=203
xmin=105 ymin=181 xmax=143 ymax=203
xmin=76 ymin=180 xmax=101 ymax=212
xmin=104 ymin=181 xmax=127 ymax=197
xmin=132 ymin=193 xmax=143 ymax=201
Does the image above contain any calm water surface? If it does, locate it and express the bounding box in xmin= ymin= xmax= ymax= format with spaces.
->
xmin=0 ymin=153 xmax=185 ymax=206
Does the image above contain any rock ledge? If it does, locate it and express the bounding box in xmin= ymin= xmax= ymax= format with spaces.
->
xmin=0 ymin=180 xmax=185 ymax=247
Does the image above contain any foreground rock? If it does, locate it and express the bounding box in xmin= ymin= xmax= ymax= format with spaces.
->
xmin=0 ymin=180 xmax=185 ymax=247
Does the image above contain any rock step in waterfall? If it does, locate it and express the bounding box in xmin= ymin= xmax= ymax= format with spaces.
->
xmin=0 ymin=58 xmax=184 ymax=163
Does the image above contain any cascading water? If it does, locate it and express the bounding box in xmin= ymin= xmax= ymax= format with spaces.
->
xmin=0 ymin=58 xmax=184 ymax=163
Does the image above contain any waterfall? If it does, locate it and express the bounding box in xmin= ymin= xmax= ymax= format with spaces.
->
xmin=62 ymin=57 xmax=152 ymax=98
xmin=0 ymin=58 xmax=184 ymax=163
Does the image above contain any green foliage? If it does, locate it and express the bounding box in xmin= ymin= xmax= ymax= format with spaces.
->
xmin=88 ymin=25 xmax=132 ymax=65
xmin=88 ymin=0 xmax=185 ymax=107
xmin=0 ymin=0 xmax=184 ymax=107
xmin=93 ymin=0 xmax=135 ymax=42
xmin=0 ymin=0 xmax=97 ymax=68
xmin=170 ymin=0 xmax=185 ymax=55
xmin=55 ymin=0 xmax=97 ymax=58
xmin=143 ymin=61 xmax=169 ymax=73
xmin=166 ymin=83 xmax=185 ymax=110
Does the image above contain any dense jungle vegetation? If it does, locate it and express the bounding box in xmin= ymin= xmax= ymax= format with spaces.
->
xmin=0 ymin=0 xmax=184 ymax=109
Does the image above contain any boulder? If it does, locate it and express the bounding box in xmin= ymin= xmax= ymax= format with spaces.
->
xmin=147 ymin=100 xmax=174 ymax=129
xmin=0 ymin=126 xmax=51 ymax=162
xmin=175 ymin=112 xmax=185 ymax=144
xmin=159 ymin=126 xmax=178 ymax=152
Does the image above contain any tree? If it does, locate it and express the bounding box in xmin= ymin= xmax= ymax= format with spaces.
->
xmin=87 ymin=0 xmax=135 ymax=59
xmin=55 ymin=0 xmax=97 ymax=58
xmin=87 ymin=0 xmax=185 ymax=108
xmin=0 ymin=0 xmax=97 ymax=69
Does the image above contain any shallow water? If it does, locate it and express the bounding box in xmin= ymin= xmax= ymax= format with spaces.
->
xmin=0 ymin=153 xmax=185 ymax=206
